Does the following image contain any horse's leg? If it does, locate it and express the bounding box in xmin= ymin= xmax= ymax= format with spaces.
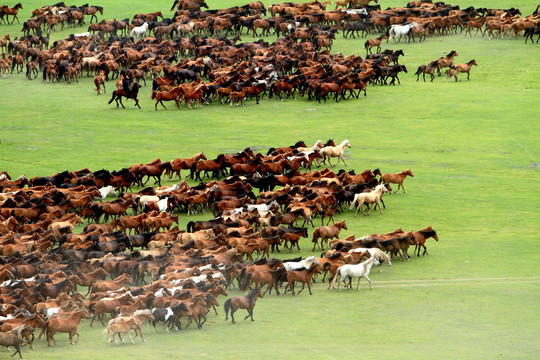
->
xmin=160 ymin=100 xmax=167 ymax=110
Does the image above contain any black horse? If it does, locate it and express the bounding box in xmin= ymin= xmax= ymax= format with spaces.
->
xmin=108 ymin=83 xmax=142 ymax=108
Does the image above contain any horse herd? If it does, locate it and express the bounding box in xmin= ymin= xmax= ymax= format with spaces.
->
xmin=2 ymin=1 xmax=535 ymax=106
xmin=0 ymin=140 xmax=438 ymax=356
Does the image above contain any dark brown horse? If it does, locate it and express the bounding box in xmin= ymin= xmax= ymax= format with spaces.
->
xmin=224 ymin=288 xmax=263 ymax=324
xmin=413 ymin=226 xmax=439 ymax=256
xmin=108 ymin=83 xmax=142 ymax=109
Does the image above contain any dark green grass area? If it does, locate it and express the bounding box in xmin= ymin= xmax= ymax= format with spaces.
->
xmin=0 ymin=0 xmax=539 ymax=359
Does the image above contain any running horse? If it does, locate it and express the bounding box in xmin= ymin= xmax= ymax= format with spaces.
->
xmin=0 ymin=324 xmax=30 ymax=358
xmin=429 ymin=50 xmax=458 ymax=76
xmin=380 ymin=169 xmax=414 ymax=193
xmin=349 ymin=184 xmax=389 ymax=216
xmin=413 ymin=225 xmax=439 ymax=256
xmin=311 ymin=220 xmax=348 ymax=251
xmin=108 ymin=83 xmax=142 ymax=109
xmin=387 ymin=22 xmax=417 ymax=43
xmin=319 ymin=139 xmax=351 ymax=167
xmin=37 ymin=309 xmax=92 ymax=346
xmin=451 ymin=59 xmax=477 ymax=80
xmin=224 ymin=288 xmax=264 ymax=324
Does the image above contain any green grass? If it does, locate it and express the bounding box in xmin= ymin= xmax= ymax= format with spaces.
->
xmin=1 ymin=0 xmax=540 ymax=359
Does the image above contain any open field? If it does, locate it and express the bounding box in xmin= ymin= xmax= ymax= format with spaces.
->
xmin=1 ymin=0 xmax=539 ymax=359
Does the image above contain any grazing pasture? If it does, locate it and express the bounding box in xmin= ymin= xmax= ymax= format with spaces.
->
xmin=0 ymin=1 xmax=539 ymax=359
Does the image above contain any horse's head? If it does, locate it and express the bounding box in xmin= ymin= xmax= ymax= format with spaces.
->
xmin=405 ymin=169 xmax=414 ymax=177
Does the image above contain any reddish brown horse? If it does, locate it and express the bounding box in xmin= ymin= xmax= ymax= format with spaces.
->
xmin=224 ymin=288 xmax=263 ymax=324
xmin=312 ymin=220 xmax=348 ymax=251
xmin=38 ymin=309 xmax=91 ymax=346
xmin=381 ymin=169 xmax=414 ymax=193
xmin=151 ymin=86 xmax=184 ymax=110
xmin=0 ymin=3 xmax=23 ymax=24
xmin=413 ymin=226 xmax=439 ymax=256
xmin=364 ymin=34 xmax=387 ymax=55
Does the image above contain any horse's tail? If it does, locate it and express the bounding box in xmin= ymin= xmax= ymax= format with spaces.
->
xmin=150 ymin=90 xmax=157 ymax=99
xmin=312 ymin=228 xmax=320 ymax=243
xmin=242 ymin=272 xmax=253 ymax=291
xmin=107 ymin=91 xmax=116 ymax=104
xmin=349 ymin=196 xmax=357 ymax=210
xmin=223 ymin=298 xmax=231 ymax=321
xmin=37 ymin=320 xmax=49 ymax=340
xmin=186 ymin=221 xmax=194 ymax=233
xmin=364 ymin=40 xmax=369 ymax=50
xmin=415 ymin=66 xmax=422 ymax=76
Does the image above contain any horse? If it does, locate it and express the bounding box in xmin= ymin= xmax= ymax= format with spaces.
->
xmin=283 ymin=264 xmax=321 ymax=296
xmin=364 ymin=34 xmax=387 ymax=55
xmin=312 ymin=220 xmax=348 ymax=251
xmin=413 ymin=226 xmax=439 ymax=256
xmin=94 ymin=70 xmax=106 ymax=95
xmin=130 ymin=22 xmax=149 ymax=39
xmin=319 ymin=140 xmax=351 ymax=167
xmin=283 ymin=255 xmax=320 ymax=272
xmin=38 ymin=309 xmax=91 ymax=346
xmin=0 ymin=324 xmax=29 ymax=358
xmin=429 ymin=50 xmax=458 ymax=76
xmin=415 ymin=61 xmax=438 ymax=82
xmin=329 ymin=256 xmax=380 ymax=291
xmin=151 ymin=86 xmax=184 ymax=110
xmin=451 ymin=59 xmax=477 ymax=80
xmin=348 ymin=247 xmax=392 ymax=272
xmin=380 ymin=169 xmax=414 ymax=193
xmin=0 ymin=3 xmax=23 ymax=24
xmin=224 ymin=288 xmax=263 ymax=324
xmin=106 ymin=318 xmax=138 ymax=345
xmin=349 ymin=184 xmax=389 ymax=216
xmin=388 ymin=22 xmax=417 ymax=43
xmin=108 ymin=83 xmax=142 ymax=109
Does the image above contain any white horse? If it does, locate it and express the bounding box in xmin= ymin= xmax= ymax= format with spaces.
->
xmin=246 ymin=200 xmax=279 ymax=213
xmin=296 ymin=140 xmax=323 ymax=154
xmin=130 ymin=22 xmax=149 ymax=39
xmin=330 ymin=256 xmax=380 ymax=291
xmin=349 ymin=247 xmax=391 ymax=272
xmin=97 ymin=185 xmax=116 ymax=200
xmin=319 ymin=139 xmax=351 ymax=167
xmin=283 ymin=255 xmax=320 ymax=271
xmin=388 ymin=22 xmax=417 ymax=43
xmin=349 ymin=184 xmax=388 ymax=216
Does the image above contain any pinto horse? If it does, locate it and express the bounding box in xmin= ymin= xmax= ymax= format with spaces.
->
xmin=108 ymin=83 xmax=142 ymax=109
xmin=380 ymin=169 xmax=414 ymax=193
xmin=224 ymin=288 xmax=263 ymax=324
xmin=312 ymin=220 xmax=348 ymax=251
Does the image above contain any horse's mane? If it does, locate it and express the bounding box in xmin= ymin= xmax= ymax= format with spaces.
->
xmin=419 ymin=229 xmax=437 ymax=237
xmin=245 ymin=288 xmax=261 ymax=300
xmin=446 ymin=50 xmax=456 ymax=58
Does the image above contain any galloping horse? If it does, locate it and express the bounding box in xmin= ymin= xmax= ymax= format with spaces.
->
xmin=380 ymin=169 xmax=414 ymax=193
xmin=108 ymin=83 xmax=142 ymax=109
xmin=151 ymin=86 xmax=184 ymax=110
xmin=451 ymin=59 xmax=477 ymax=80
xmin=329 ymin=256 xmax=380 ymax=291
xmin=413 ymin=225 xmax=439 ymax=256
xmin=0 ymin=324 xmax=30 ymax=358
xmin=312 ymin=220 xmax=348 ymax=251
xmin=364 ymin=34 xmax=387 ymax=55
xmin=224 ymin=288 xmax=264 ymax=324
xmin=38 ymin=309 xmax=91 ymax=346
xmin=429 ymin=50 xmax=458 ymax=76
xmin=388 ymin=22 xmax=417 ymax=43
xmin=319 ymin=139 xmax=351 ymax=167
xmin=349 ymin=184 xmax=389 ymax=216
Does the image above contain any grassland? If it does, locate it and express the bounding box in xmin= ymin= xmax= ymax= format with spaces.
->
xmin=1 ymin=0 xmax=539 ymax=359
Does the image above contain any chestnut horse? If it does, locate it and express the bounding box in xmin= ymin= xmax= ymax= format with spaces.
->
xmin=224 ymin=288 xmax=263 ymax=324
xmin=38 ymin=309 xmax=91 ymax=346
xmin=0 ymin=3 xmax=23 ymax=24
xmin=451 ymin=59 xmax=477 ymax=80
xmin=413 ymin=225 xmax=439 ymax=256
xmin=380 ymin=169 xmax=414 ymax=193
xmin=364 ymin=34 xmax=387 ymax=55
xmin=151 ymin=86 xmax=184 ymax=110
xmin=312 ymin=220 xmax=348 ymax=251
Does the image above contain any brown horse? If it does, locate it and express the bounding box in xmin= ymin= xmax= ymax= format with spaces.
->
xmin=38 ymin=309 xmax=91 ymax=346
xmin=451 ymin=59 xmax=477 ymax=80
xmin=364 ymin=34 xmax=387 ymax=55
xmin=0 ymin=324 xmax=29 ymax=358
xmin=150 ymin=86 xmax=184 ymax=110
xmin=224 ymin=288 xmax=263 ymax=324
xmin=312 ymin=220 xmax=348 ymax=251
xmin=413 ymin=226 xmax=439 ymax=256
xmin=429 ymin=50 xmax=458 ymax=76
xmin=94 ymin=70 xmax=106 ymax=95
xmin=0 ymin=3 xmax=23 ymax=24
xmin=283 ymin=264 xmax=322 ymax=295
xmin=381 ymin=169 xmax=414 ymax=193
xmin=415 ymin=61 xmax=438 ymax=82
xmin=167 ymin=152 xmax=207 ymax=180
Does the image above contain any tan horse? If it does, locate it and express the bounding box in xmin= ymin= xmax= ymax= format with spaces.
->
xmin=312 ymin=220 xmax=348 ymax=251
xmin=349 ymin=184 xmax=389 ymax=216
xmin=94 ymin=70 xmax=106 ymax=95
xmin=381 ymin=169 xmax=414 ymax=193
xmin=0 ymin=324 xmax=30 ymax=358
xmin=451 ymin=59 xmax=477 ymax=80
xmin=319 ymin=139 xmax=351 ymax=167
